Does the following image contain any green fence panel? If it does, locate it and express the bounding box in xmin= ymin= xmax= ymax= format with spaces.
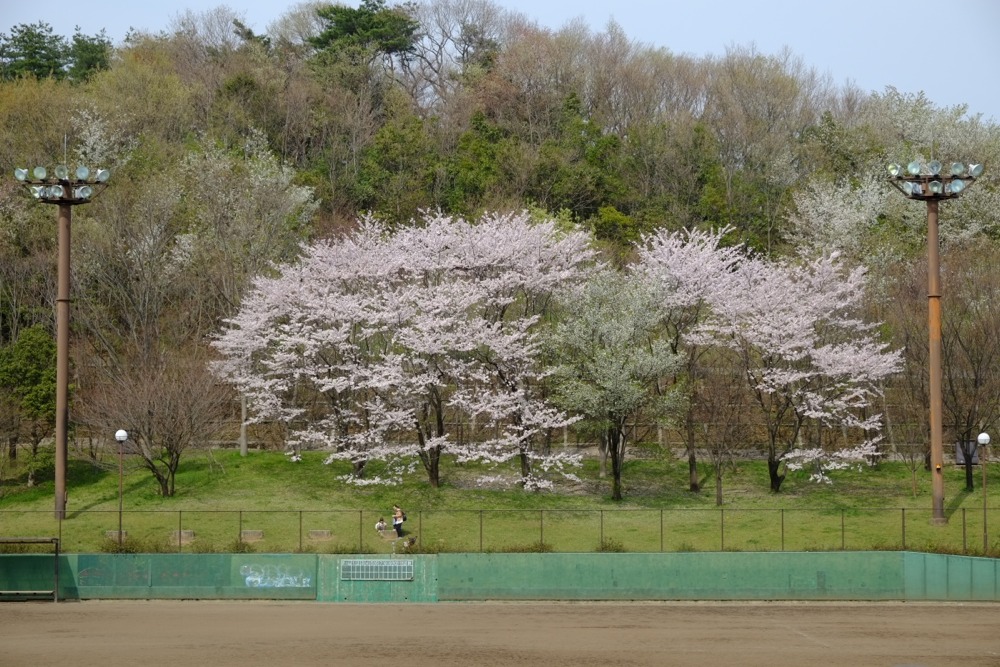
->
xmin=435 ymin=552 xmax=908 ymax=601
xmin=3 ymin=551 xmax=999 ymax=602
xmin=67 ymin=553 xmax=316 ymax=599
xmin=316 ymin=555 xmax=437 ymax=602
xmin=902 ymin=552 xmax=1000 ymax=600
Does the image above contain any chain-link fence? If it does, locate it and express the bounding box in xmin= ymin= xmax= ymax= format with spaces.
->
xmin=2 ymin=506 xmax=997 ymax=555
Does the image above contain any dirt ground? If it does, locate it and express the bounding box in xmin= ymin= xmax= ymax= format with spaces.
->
xmin=2 ymin=600 xmax=999 ymax=666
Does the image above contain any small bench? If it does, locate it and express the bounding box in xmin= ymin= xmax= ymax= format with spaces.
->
xmin=0 ymin=537 xmax=59 ymax=602
xmin=308 ymin=530 xmax=332 ymax=541
xmin=240 ymin=530 xmax=264 ymax=542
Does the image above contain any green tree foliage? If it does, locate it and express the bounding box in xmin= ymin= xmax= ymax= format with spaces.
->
xmin=0 ymin=22 xmax=111 ymax=83
xmin=354 ymin=101 xmax=437 ymax=222
xmin=311 ymin=0 xmax=419 ymax=64
xmin=0 ymin=22 xmax=67 ymax=80
xmin=67 ymin=28 xmax=112 ymax=82
xmin=0 ymin=326 xmax=58 ymax=482
xmin=0 ymin=325 xmax=57 ymax=423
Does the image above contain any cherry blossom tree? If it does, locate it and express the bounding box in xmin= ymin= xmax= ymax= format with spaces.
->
xmin=639 ymin=228 xmax=902 ymax=491
xmin=710 ymin=254 xmax=902 ymax=488
xmin=212 ymin=211 xmax=594 ymax=488
xmin=635 ymin=226 xmax=744 ymax=491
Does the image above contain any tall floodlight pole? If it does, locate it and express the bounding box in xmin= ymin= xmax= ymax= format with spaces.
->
xmin=888 ymin=160 xmax=982 ymax=525
xmin=14 ymin=165 xmax=110 ymax=519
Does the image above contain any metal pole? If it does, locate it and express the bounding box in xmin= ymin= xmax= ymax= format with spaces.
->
xmin=926 ymin=199 xmax=946 ymax=524
xmin=720 ymin=508 xmax=725 ymax=551
xmin=984 ymin=443 xmax=989 ymax=552
xmin=118 ymin=442 xmax=124 ymax=548
xmin=54 ymin=203 xmax=71 ymax=519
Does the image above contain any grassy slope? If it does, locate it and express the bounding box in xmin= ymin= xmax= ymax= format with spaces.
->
xmin=0 ymin=446 xmax=991 ymax=512
xmin=1 ymin=448 xmax=996 ymax=554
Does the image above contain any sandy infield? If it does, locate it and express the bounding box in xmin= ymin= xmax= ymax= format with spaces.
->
xmin=3 ymin=599 xmax=999 ymax=666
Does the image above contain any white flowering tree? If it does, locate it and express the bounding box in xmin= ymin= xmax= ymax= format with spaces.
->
xmin=213 ymin=211 xmax=594 ymax=488
xmin=547 ymin=269 xmax=681 ymax=501
xmin=640 ymin=228 xmax=902 ymax=490
xmin=635 ymin=226 xmax=745 ymax=491
xmin=709 ymin=254 xmax=902 ymax=488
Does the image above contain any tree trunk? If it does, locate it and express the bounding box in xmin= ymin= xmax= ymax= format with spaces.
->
xmin=767 ymin=457 xmax=785 ymax=492
xmin=519 ymin=450 xmax=531 ymax=481
xmin=239 ymin=394 xmax=248 ymax=457
xmin=959 ymin=441 xmax=975 ymax=491
xmin=685 ymin=416 xmax=700 ymax=492
xmin=414 ymin=402 xmax=442 ymax=487
xmin=608 ymin=426 xmax=625 ymax=501
xmin=715 ymin=462 xmax=723 ymax=506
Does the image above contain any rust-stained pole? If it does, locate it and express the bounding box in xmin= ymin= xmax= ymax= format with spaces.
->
xmin=13 ymin=165 xmax=110 ymax=520
xmin=926 ymin=199 xmax=945 ymax=524
xmin=54 ymin=202 xmax=72 ymax=519
xmin=888 ymin=160 xmax=982 ymax=525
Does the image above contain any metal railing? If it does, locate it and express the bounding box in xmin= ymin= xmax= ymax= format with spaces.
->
xmin=1 ymin=507 xmax=996 ymax=556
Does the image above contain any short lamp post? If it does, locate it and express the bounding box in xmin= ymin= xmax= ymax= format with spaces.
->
xmin=978 ymin=431 xmax=990 ymax=552
xmin=13 ymin=165 xmax=110 ymax=519
xmin=888 ymin=160 xmax=982 ymax=525
xmin=114 ymin=429 xmax=128 ymax=549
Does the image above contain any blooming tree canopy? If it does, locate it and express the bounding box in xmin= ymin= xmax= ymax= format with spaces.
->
xmin=212 ymin=211 xmax=594 ymax=488
xmin=639 ymin=228 xmax=902 ymax=489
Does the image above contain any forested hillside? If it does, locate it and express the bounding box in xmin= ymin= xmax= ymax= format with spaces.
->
xmin=2 ymin=0 xmax=999 ymax=500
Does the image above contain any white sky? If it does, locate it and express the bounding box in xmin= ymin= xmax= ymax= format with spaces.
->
xmin=2 ymin=0 xmax=998 ymax=122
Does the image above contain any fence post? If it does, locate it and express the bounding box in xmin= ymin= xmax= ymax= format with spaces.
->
xmin=901 ymin=508 xmax=906 ymax=549
xmin=660 ymin=509 xmax=664 ymax=552
xmin=780 ymin=509 xmax=784 ymax=551
xmin=239 ymin=510 xmax=243 ymax=544
xmin=600 ymin=510 xmax=604 ymax=546
xmin=539 ymin=510 xmax=544 ymax=546
xmin=178 ymin=510 xmax=183 ymax=553
xmin=962 ymin=508 xmax=967 ymax=553
xmin=720 ymin=508 xmax=725 ymax=551
xmin=841 ymin=510 xmax=845 ymax=550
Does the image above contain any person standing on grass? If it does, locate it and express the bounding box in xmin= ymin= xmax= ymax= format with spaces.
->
xmin=392 ymin=505 xmax=405 ymax=537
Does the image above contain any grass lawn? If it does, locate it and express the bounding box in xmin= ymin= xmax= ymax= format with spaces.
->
xmin=1 ymin=446 xmax=998 ymax=556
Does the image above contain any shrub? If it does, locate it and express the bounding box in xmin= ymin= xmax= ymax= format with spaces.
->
xmin=597 ymin=538 xmax=625 ymax=553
